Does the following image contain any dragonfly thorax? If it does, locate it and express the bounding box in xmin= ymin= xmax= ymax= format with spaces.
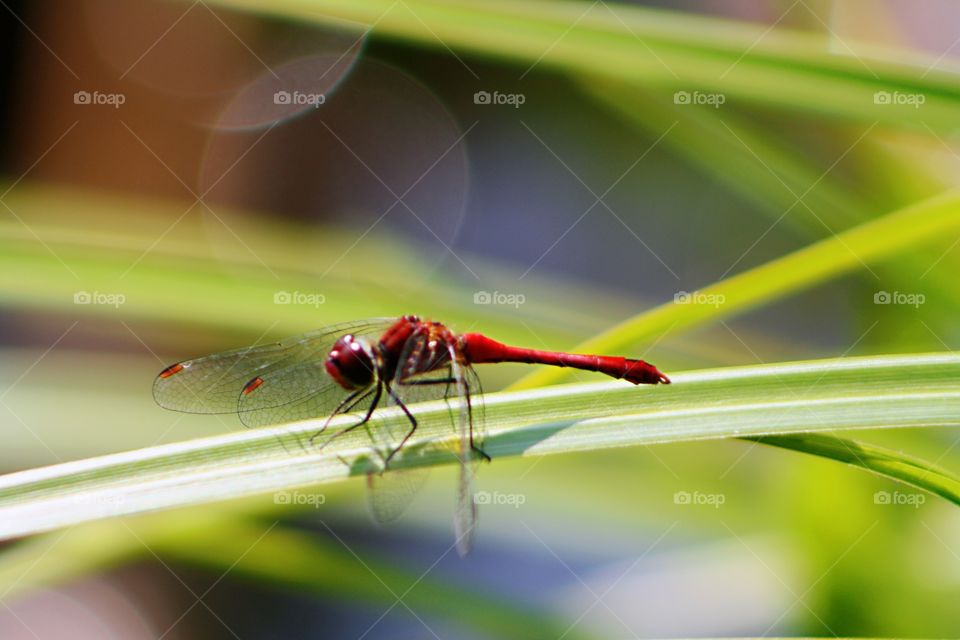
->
xmin=325 ymin=334 xmax=376 ymax=390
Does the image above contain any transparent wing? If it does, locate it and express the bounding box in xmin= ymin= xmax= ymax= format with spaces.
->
xmin=366 ymin=331 xmax=454 ymax=525
xmin=366 ymin=466 xmax=430 ymax=524
xmin=237 ymin=366 xmax=360 ymax=429
xmin=451 ymin=354 xmax=483 ymax=556
xmin=236 ymin=320 xmax=394 ymax=428
xmin=153 ymin=318 xmax=394 ymax=417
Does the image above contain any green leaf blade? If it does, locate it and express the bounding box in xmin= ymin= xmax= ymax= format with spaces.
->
xmin=0 ymin=353 xmax=958 ymax=541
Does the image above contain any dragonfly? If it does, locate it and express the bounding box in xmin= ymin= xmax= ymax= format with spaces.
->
xmin=153 ymin=315 xmax=670 ymax=554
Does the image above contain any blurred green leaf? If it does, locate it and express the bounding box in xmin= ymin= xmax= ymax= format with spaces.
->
xmin=515 ymin=188 xmax=960 ymax=388
xmin=0 ymin=503 xmax=590 ymax=640
xmin=158 ymin=517 xmax=593 ymax=639
xmin=209 ymin=0 xmax=960 ymax=130
xmin=0 ymin=183 xmax=641 ymax=345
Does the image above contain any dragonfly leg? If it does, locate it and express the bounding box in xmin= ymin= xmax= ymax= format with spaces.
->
xmin=398 ymin=375 xmax=491 ymax=462
xmin=461 ymin=375 xmax=491 ymax=462
xmin=381 ymin=382 xmax=419 ymax=470
xmin=310 ymin=383 xmax=380 ymax=448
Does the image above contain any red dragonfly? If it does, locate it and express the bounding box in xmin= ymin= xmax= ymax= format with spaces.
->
xmin=153 ymin=315 xmax=670 ymax=553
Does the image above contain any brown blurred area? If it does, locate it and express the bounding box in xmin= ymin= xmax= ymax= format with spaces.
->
xmin=10 ymin=0 xmax=231 ymax=199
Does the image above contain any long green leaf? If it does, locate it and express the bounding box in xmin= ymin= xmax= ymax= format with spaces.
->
xmin=0 ymin=353 xmax=958 ymax=541
xmin=746 ymin=433 xmax=960 ymax=507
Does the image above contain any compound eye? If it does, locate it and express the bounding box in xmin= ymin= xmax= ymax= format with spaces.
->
xmin=325 ymin=335 xmax=374 ymax=390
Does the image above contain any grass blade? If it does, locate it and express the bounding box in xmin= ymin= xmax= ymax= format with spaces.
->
xmin=748 ymin=433 xmax=960 ymax=507
xmin=0 ymin=353 xmax=958 ymax=541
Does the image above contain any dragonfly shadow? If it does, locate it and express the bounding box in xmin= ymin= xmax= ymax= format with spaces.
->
xmin=333 ymin=417 xmax=580 ymax=475
xmin=481 ymin=418 xmax=581 ymax=458
xmin=337 ymin=438 xmax=443 ymax=477
xmin=337 ymin=440 xmax=435 ymax=526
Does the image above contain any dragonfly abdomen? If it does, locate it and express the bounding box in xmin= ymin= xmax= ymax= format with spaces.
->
xmin=460 ymin=333 xmax=670 ymax=385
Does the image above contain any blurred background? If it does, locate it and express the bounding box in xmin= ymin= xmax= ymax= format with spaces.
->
xmin=1 ymin=0 xmax=960 ymax=637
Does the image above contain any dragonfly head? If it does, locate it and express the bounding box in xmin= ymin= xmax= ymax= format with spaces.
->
xmin=325 ymin=334 xmax=376 ymax=390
